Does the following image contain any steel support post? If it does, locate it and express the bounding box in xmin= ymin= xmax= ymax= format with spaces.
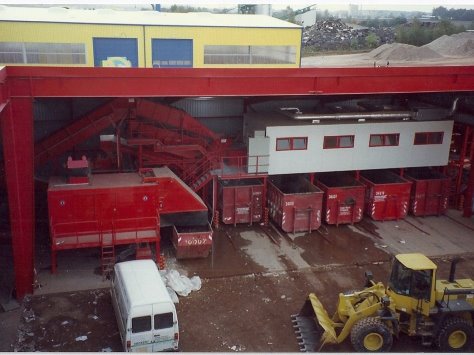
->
xmin=463 ymin=131 xmax=474 ymax=218
xmin=1 ymin=97 xmax=34 ymax=299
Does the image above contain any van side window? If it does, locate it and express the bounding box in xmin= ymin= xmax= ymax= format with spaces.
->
xmin=132 ymin=316 xmax=151 ymax=333
xmin=154 ymin=313 xmax=174 ymax=329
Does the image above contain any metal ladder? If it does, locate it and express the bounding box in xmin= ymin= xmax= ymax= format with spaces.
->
xmin=101 ymin=234 xmax=115 ymax=279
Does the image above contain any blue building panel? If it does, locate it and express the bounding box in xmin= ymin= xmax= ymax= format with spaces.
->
xmin=152 ymin=39 xmax=192 ymax=68
xmin=93 ymin=38 xmax=138 ymax=67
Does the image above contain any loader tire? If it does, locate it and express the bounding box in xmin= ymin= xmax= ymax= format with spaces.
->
xmin=435 ymin=317 xmax=474 ymax=352
xmin=350 ymin=317 xmax=393 ymax=352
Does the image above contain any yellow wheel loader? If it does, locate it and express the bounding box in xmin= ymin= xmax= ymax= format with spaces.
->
xmin=291 ymin=253 xmax=474 ymax=352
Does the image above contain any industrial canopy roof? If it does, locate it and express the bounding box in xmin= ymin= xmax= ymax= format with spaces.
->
xmin=0 ymin=5 xmax=302 ymax=29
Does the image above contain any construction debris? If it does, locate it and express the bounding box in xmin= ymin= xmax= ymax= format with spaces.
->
xmin=302 ymin=19 xmax=395 ymax=50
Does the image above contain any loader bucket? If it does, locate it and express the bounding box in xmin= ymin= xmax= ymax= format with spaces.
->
xmin=291 ymin=293 xmax=338 ymax=352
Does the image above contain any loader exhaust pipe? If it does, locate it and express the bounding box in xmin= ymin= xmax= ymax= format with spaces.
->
xmin=448 ymin=257 xmax=462 ymax=283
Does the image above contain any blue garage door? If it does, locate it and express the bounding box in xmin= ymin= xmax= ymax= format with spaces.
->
xmin=93 ymin=38 xmax=138 ymax=67
xmin=152 ymin=39 xmax=193 ymax=68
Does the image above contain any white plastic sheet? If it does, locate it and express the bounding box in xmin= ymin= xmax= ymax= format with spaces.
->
xmin=160 ymin=269 xmax=202 ymax=298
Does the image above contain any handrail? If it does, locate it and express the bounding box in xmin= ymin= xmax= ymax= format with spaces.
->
xmin=51 ymin=216 xmax=159 ymax=242
xmin=218 ymin=154 xmax=269 ymax=178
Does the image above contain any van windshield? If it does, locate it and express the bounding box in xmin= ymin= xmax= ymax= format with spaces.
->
xmin=154 ymin=313 xmax=174 ymax=329
xmin=132 ymin=316 xmax=151 ymax=333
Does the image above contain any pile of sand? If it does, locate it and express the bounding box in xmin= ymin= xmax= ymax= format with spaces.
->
xmin=368 ymin=32 xmax=474 ymax=61
xmin=369 ymin=43 xmax=442 ymax=61
xmin=423 ymin=32 xmax=474 ymax=57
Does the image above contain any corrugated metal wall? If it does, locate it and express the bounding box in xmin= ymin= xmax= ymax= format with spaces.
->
xmin=172 ymin=98 xmax=244 ymax=137
xmin=172 ymin=98 xmax=243 ymax=117
xmin=34 ymin=98 xmax=112 ymax=142
xmin=0 ymin=21 xmax=301 ymax=68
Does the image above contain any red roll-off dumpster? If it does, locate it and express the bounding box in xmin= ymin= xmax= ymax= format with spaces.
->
xmin=316 ymin=172 xmax=365 ymax=225
xmin=267 ymin=175 xmax=323 ymax=233
xmin=404 ymin=168 xmax=450 ymax=216
xmin=360 ymin=170 xmax=412 ymax=221
xmin=218 ymin=179 xmax=264 ymax=225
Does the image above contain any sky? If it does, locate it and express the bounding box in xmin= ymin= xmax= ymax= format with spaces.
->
xmin=2 ymin=0 xmax=474 ymax=12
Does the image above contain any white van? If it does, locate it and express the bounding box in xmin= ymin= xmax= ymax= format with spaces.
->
xmin=111 ymin=259 xmax=179 ymax=352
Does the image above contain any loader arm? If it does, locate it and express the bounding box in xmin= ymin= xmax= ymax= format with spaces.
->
xmin=293 ymin=283 xmax=390 ymax=351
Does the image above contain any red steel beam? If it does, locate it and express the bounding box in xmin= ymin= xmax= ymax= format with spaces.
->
xmin=6 ymin=66 xmax=474 ymax=98
xmin=1 ymin=97 xmax=35 ymax=299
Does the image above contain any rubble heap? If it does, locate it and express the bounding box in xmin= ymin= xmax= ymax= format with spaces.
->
xmin=302 ymin=18 xmax=395 ymax=51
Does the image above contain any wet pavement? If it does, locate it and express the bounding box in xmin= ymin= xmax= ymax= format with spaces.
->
xmin=1 ymin=209 xmax=474 ymax=352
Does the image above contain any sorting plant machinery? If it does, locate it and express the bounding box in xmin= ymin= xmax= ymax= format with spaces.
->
xmin=1 ymin=65 xmax=474 ymax=299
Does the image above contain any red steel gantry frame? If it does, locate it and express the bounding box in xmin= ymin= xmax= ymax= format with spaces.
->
xmin=1 ymin=65 xmax=474 ymax=299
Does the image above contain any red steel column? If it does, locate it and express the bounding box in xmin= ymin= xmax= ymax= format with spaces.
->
xmin=1 ymin=97 xmax=35 ymax=299
xmin=463 ymin=131 xmax=474 ymax=218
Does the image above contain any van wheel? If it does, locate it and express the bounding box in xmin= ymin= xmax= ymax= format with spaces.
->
xmin=350 ymin=317 xmax=393 ymax=352
xmin=435 ymin=317 xmax=474 ymax=352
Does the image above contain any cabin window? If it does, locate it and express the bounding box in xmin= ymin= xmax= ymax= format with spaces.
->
xmin=132 ymin=316 xmax=151 ymax=333
xmin=414 ymin=132 xmax=444 ymax=145
xmin=276 ymin=137 xmax=307 ymax=151
xmin=369 ymin=133 xmax=399 ymax=147
xmin=154 ymin=312 xmax=174 ymax=329
xmin=323 ymin=135 xmax=355 ymax=149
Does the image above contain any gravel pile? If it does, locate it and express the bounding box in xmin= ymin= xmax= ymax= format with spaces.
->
xmin=367 ymin=32 xmax=474 ymax=61
xmin=423 ymin=32 xmax=474 ymax=57
xmin=369 ymin=43 xmax=443 ymax=61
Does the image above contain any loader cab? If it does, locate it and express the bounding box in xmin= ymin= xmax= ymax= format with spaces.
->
xmin=387 ymin=253 xmax=437 ymax=315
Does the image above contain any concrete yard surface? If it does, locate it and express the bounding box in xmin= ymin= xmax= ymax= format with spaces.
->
xmin=1 ymin=210 xmax=474 ymax=352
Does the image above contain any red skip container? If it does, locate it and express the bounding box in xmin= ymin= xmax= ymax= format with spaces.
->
xmin=316 ymin=172 xmax=365 ymax=225
xmin=404 ymin=168 xmax=450 ymax=216
xmin=267 ymin=175 xmax=323 ymax=233
xmin=359 ymin=170 xmax=412 ymax=221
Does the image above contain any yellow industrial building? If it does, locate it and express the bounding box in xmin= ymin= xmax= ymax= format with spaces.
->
xmin=0 ymin=5 xmax=302 ymax=68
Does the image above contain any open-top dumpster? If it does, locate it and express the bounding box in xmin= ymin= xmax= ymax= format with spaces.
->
xmin=218 ymin=178 xmax=264 ymax=225
xmin=172 ymin=223 xmax=213 ymax=259
xmin=360 ymin=170 xmax=412 ymax=221
xmin=267 ymin=175 xmax=323 ymax=233
xmin=404 ymin=168 xmax=450 ymax=216
xmin=316 ymin=172 xmax=365 ymax=225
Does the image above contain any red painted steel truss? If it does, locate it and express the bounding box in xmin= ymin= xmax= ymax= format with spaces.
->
xmin=2 ymin=65 xmax=474 ymax=299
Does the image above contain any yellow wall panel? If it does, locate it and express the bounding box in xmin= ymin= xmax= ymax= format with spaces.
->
xmin=145 ymin=26 xmax=301 ymax=67
xmin=0 ymin=22 xmax=145 ymax=66
xmin=0 ymin=21 xmax=301 ymax=67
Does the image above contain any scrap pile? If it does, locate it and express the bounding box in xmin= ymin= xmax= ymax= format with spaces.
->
xmin=302 ymin=19 xmax=395 ymax=50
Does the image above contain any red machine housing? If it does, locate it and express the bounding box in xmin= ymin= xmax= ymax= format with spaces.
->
xmin=218 ymin=179 xmax=264 ymax=225
xmin=360 ymin=170 xmax=412 ymax=221
xmin=404 ymin=168 xmax=450 ymax=216
xmin=48 ymin=166 xmax=212 ymax=270
xmin=316 ymin=172 xmax=365 ymax=225
xmin=267 ymin=175 xmax=323 ymax=233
